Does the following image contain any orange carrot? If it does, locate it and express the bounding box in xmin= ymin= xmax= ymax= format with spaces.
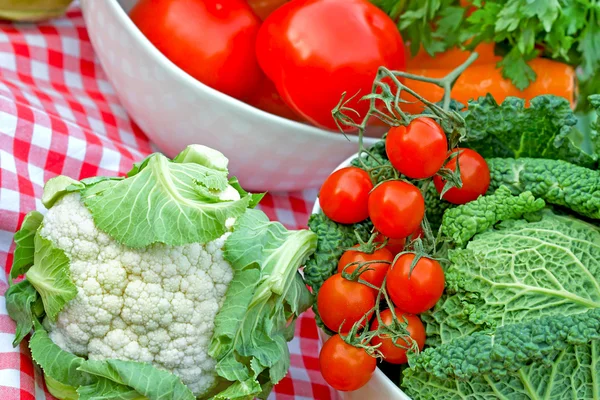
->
xmin=400 ymin=55 xmax=576 ymax=114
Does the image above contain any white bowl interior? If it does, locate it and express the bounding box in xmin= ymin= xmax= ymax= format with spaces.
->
xmin=83 ymin=0 xmax=381 ymax=192
xmin=311 ymin=153 xmax=412 ymax=400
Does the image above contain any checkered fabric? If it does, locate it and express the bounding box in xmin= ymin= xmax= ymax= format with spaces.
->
xmin=0 ymin=4 xmax=337 ymax=399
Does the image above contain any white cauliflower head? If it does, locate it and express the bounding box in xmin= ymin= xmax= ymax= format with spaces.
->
xmin=41 ymin=193 xmax=234 ymax=395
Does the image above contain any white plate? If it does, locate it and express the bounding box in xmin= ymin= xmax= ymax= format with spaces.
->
xmin=312 ymin=153 xmax=412 ymax=400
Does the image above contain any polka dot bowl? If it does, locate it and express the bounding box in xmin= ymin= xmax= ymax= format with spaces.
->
xmin=80 ymin=0 xmax=378 ymax=191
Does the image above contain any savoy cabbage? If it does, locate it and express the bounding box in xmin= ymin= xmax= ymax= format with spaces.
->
xmin=404 ymin=211 xmax=600 ymax=399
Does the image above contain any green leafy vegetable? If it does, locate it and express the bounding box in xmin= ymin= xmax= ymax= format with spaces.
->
xmin=25 ymin=234 xmax=76 ymax=320
xmin=413 ymin=308 xmax=600 ymax=380
xmin=403 ymin=211 xmax=600 ymax=399
xmin=441 ymin=185 xmax=545 ymax=246
xmin=404 ymin=320 xmax=600 ymax=399
xmin=10 ymin=210 xmax=43 ymax=282
xmin=209 ymin=209 xmax=316 ymax=399
xmin=487 ymin=157 xmax=600 ymax=219
xmin=425 ymin=212 xmax=600 ymax=346
xmin=463 ymin=95 xmax=597 ymax=168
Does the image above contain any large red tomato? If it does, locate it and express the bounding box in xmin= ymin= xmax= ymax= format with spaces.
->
xmin=256 ymin=0 xmax=406 ymax=130
xmin=130 ymin=0 xmax=262 ymax=101
xmin=246 ymin=76 xmax=304 ymax=121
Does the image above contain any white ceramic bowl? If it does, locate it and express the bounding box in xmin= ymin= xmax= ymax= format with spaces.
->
xmin=80 ymin=0 xmax=378 ymax=191
xmin=312 ymin=153 xmax=412 ymax=400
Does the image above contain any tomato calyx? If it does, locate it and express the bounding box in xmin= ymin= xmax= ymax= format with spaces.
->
xmin=435 ymin=149 xmax=465 ymax=197
xmin=347 ymin=231 xmax=387 ymax=254
xmin=340 ymin=276 xmax=420 ymax=360
xmin=339 ymin=257 xmax=390 ymax=288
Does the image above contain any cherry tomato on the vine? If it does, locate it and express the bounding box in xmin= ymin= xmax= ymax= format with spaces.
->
xmin=130 ymin=0 xmax=262 ymax=101
xmin=409 ymin=226 xmax=424 ymax=241
xmin=319 ymin=334 xmax=377 ymax=391
xmin=317 ymin=273 xmax=375 ymax=333
xmin=386 ymin=253 xmax=445 ymax=314
xmin=337 ymin=245 xmax=393 ymax=289
xmin=433 ymin=148 xmax=490 ymax=205
xmin=374 ymin=233 xmax=406 ymax=256
xmin=370 ymin=308 xmax=426 ymax=364
xmin=256 ymin=0 xmax=406 ymax=130
xmin=386 ymin=117 xmax=448 ymax=179
xmin=319 ymin=167 xmax=373 ymax=224
xmin=368 ymin=181 xmax=424 ymax=239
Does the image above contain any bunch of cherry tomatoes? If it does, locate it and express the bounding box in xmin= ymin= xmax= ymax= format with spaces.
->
xmin=129 ymin=0 xmax=405 ymax=130
xmin=316 ymin=117 xmax=491 ymax=391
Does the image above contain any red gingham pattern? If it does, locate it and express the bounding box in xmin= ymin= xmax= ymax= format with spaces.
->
xmin=0 ymin=4 xmax=337 ymax=399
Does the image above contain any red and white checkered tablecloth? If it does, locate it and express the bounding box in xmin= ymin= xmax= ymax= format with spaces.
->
xmin=0 ymin=4 xmax=338 ymax=400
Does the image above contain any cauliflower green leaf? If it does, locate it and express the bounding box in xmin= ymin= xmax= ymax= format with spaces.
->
xmin=29 ymin=321 xmax=94 ymax=388
xmin=30 ymin=321 xmax=195 ymax=400
xmin=5 ymin=280 xmax=43 ymax=346
xmin=487 ymin=157 xmax=600 ymax=219
xmin=463 ymin=95 xmax=597 ymax=168
xmin=441 ymin=185 xmax=545 ymax=246
xmin=79 ymin=146 xmax=251 ymax=248
xmin=25 ymin=233 xmax=76 ymax=321
xmin=10 ymin=210 xmax=43 ymax=282
xmin=209 ymin=209 xmax=316 ymax=399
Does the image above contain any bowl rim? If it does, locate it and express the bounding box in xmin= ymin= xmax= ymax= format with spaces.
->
xmin=311 ymin=152 xmax=412 ymax=400
xmin=103 ymin=0 xmax=378 ymax=145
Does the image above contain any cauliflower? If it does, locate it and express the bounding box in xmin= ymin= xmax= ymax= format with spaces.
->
xmin=6 ymin=145 xmax=317 ymax=400
xmin=43 ymin=193 xmax=233 ymax=395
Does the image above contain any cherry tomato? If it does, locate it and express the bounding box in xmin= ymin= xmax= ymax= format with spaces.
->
xmin=386 ymin=253 xmax=445 ymax=314
xmin=319 ymin=334 xmax=377 ymax=391
xmin=337 ymin=245 xmax=393 ymax=289
xmin=386 ymin=118 xmax=448 ymax=179
xmin=374 ymin=233 xmax=406 ymax=256
xmin=319 ymin=167 xmax=373 ymax=224
xmin=370 ymin=309 xmax=426 ymax=364
xmin=247 ymin=0 xmax=289 ymax=19
xmin=130 ymin=0 xmax=262 ymax=101
xmin=368 ymin=181 xmax=424 ymax=239
xmin=409 ymin=226 xmax=424 ymax=240
xmin=256 ymin=0 xmax=406 ymax=130
xmin=246 ymin=75 xmax=303 ymax=121
xmin=317 ymin=273 xmax=375 ymax=333
xmin=433 ymin=148 xmax=490 ymax=204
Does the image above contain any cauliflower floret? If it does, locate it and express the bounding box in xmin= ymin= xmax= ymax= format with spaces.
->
xmin=41 ymin=193 xmax=234 ymax=396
